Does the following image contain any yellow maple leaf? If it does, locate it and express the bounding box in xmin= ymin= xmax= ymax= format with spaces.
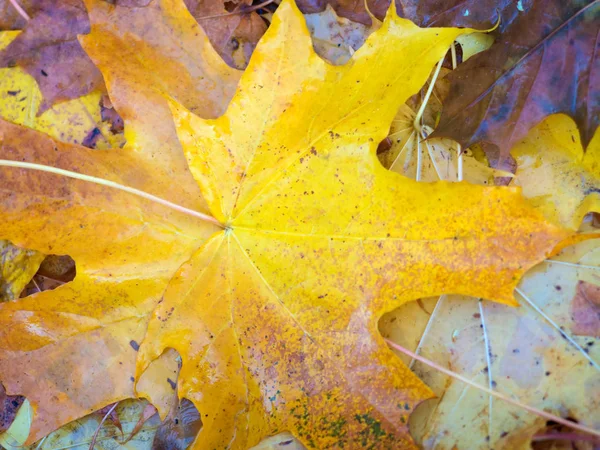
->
xmin=0 ymin=1 xmax=575 ymax=449
xmin=512 ymin=114 xmax=600 ymax=230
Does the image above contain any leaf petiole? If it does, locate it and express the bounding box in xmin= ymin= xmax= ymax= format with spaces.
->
xmin=0 ymin=159 xmax=224 ymax=228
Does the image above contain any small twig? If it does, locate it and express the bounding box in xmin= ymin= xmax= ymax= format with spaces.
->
xmin=449 ymin=42 xmax=463 ymax=181
xmin=8 ymin=0 xmax=30 ymax=21
xmin=384 ymin=338 xmax=600 ymax=439
xmin=532 ymin=432 xmax=600 ymax=444
xmin=31 ymin=278 xmax=41 ymax=293
xmin=89 ymin=403 xmax=119 ymax=450
xmin=413 ymin=55 xmax=444 ymax=132
xmin=197 ymin=0 xmax=276 ymax=20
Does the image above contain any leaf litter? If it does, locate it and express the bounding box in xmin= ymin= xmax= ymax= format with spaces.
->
xmin=0 ymin=0 xmax=596 ymax=450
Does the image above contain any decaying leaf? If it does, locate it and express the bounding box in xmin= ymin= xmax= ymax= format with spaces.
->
xmin=152 ymin=399 xmax=202 ymax=450
xmin=0 ymin=240 xmax=44 ymax=301
xmin=0 ymin=31 xmax=120 ymax=149
xmin=0 ymin=0 xmax=105 ymax=112
xmin=434 ymin=0 xmax=600 ymax=156
xmin=0 ymin=0 xmax=35 ymax=29
xmin=0 ymin=1 xmax=584 ymax=449
xmin=184 ymin=0 xmax=269 ymax=69
xmin=0 ymin=384 xmax=23 ymax=435
xmin=571 ymin=280 xmax=600 ymax=338
xmin=511 ymin=114 xmax=600 ymax=230
xmin=304 ymin=4 xmax=374 ymax=65
xmin=380 ymin=102 xmax=512 ymax=184
xmin=378 ymin=140 xmax=600 ymax=449
xmin=26 ymin=399 xmax=161 ymax=450
xmin=381 ymin=234 xmax=600 ymax=450
xmin=296 ymin=0 xmax=516 ymax=29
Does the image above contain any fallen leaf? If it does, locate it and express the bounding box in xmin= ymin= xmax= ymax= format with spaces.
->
xmin=379 ymin=213 xmax=600 ymax=449
xmin=79 ymin=0 xmax=240 ymax=208
xmin=296 ymin=0 xmax=516 ymax=29
xmin=381 ymin=103 xmax=512 ymax=184
xmin=0 ymin=399 xmax=31 ymax=449
xmin=455 ymin=32 xmax=494 ymax=62
xmin=304 ymin=4 xmax=374 ymax=64
xmin=571 ymin=280 xmax=600 ymax=338
xmin=434 ymin=0 xmax=600 ymax=156
xmin=0 ymin=240 xmax=44 ymax=300
xmin=0 ymin=385 xmax=23 ymax=434
xmin=511 ymin=114 xmax=600 ymax=230
xmin=0 ymin=31 xmax=121 ymax=149
xmin=0 ymin=0 xmax=105 ymax=112
xmin=185 ymin=0 xmax=269 ymax=69
xmin=152 ymin=399 xmax=202 ymax=450
xmin=0 ymin=118 xmax=211 ymax=443
xmin=0 ymin=2 xmax=578 ymax=449
xmin=0 ymin=0 xmax=37 ymax=29
xmin=26 ymin=399 xmax=161 ymax=450
xmin=144 ymin=1 xmax=570 ymax=447
xmin=378 ymin=112 xmax=600 ymax=449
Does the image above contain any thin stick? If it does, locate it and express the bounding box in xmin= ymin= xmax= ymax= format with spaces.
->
xmin=197 ymin=0 xmax=275 ymax=20
xmin=416 ymin=137 xmax=423 ymax=181
xmin=384 ymin=338 xmax=600 ymax=438
xmin=515 ymin=287 xmax=600 ymax=371
xmin=449 ymin=43 xmax=463 ymax=182
xmin=543 ymin=259 xmax=600 ymax=270
xmin=89 ymin=403 xmax=118 ymax=450
xmin=532 ymin=432 xmax=600 ymax=443
xmin=32 ymin=278 xmax=41 ymax=293
xmin=409 ymin=295 xmax=445 ymax=369
xmin=8 ymin=0 xmax=30 ymax=21
xmin=413 ymin=56 xmax=444 ymax=131
xmin=478 ymin=300 xmax=494 ymax=439
xmin=0 ymin=160 xmax=223 ymax=228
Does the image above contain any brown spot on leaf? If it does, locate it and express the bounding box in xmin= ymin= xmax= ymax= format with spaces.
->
xmin=570 ymin=280 xmax=600 ymax=338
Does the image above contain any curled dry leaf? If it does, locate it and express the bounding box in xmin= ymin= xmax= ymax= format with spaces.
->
xmin=0 ymin=0 xmax=105 ymax=112
xmin=434 ymin=0 xmax=600 ymax=157
xmin=184 ymin=0 xmax=269 ymax=69
xmin=511 ymin=114 xmax=600 ymax=230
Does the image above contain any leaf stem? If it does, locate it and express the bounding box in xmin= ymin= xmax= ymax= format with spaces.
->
xmin=384 ymin=338 xmax=600 ymax=438
xmin=8 ymin=0 xmax=30 ymax=21
xmin=413 ymin=55 xmax=444 ymax=132
xmin=0 ymin=160 xmax=223 ymax=228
